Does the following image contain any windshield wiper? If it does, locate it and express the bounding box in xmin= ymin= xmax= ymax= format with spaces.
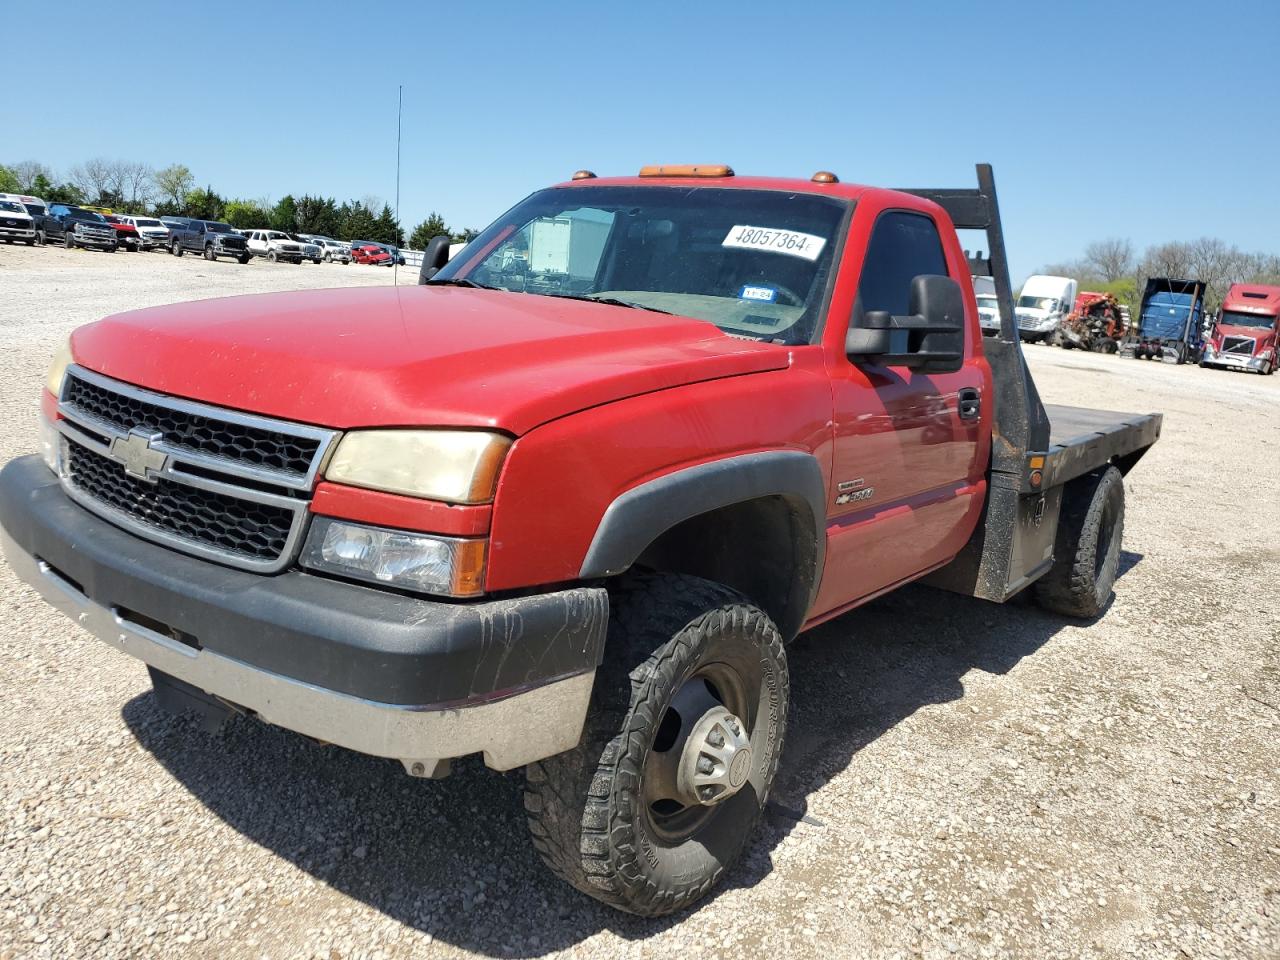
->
xmin=536 ymin=293 xmax=672 ymax=315
xmin=425 ymin=277 xmax=500 ymax=290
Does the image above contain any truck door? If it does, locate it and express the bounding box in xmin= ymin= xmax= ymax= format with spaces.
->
xmin=813 ymin=208 xmax=989 ymax=618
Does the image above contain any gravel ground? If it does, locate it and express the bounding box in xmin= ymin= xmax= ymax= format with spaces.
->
xmin=1 ymin=244 xmax=1277 ymax=960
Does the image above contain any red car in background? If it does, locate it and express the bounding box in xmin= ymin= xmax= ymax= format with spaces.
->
xmin=351 ymin=242 xmax=392 ymax=266
xmin=102 ymin=215 xmax=142 ymax=252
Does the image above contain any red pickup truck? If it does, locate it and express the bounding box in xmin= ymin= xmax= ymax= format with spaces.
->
xmin=0 ymin=164 xmax=1160 ymax=916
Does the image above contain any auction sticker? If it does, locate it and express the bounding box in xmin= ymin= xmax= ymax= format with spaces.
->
xmin=723 ymin=225 xmax=826 ymax=262
xmin=738 ymin=284 xmax=777 ymax=302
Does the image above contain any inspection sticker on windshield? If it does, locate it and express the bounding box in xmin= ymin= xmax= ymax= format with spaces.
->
xmin=738 ymin=284 xmax=777 ymax=302
xmin=723 ymin=225 xmax=826 ymax=262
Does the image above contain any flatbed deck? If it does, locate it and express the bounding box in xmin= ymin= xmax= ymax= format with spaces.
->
xmin=1043 ymin=404 xmax=1162 ymax=488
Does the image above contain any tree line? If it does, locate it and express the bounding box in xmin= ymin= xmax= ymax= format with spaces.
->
xmin=1038 ymin=237 xmax=1280 ymax=314
xmin=0 ymin=158 xmax=478 ymax=250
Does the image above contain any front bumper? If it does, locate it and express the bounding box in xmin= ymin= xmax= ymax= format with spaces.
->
xmin=0 ymin=455 xmax=605 ymax=774
xmin=1202 ymin=350 xmax=1270 ymax=371
xmin=0 ymin=225 xmax=35 ymax=240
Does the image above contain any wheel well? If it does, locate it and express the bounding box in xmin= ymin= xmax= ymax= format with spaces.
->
xmin=630 ymin=495 xmax=817 ymax=640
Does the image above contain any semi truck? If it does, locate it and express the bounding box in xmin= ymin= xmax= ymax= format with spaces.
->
xmin=1129 ymin=277 xmax=1207 ymax=364
xmin=1200 ymin=283 xmax=1278 ymax=374
xmin=0 ymin=164 xmax=1161 ymax=916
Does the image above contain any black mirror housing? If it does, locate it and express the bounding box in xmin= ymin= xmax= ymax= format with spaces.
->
xmin=846 ymin=274 xmax=965 ymax=373
xmin=418 ymin=235 xmax=452 ymax=284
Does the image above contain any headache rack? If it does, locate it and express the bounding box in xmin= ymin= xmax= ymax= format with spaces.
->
xmin=898 ymin=165 xmax=1159 ymax=602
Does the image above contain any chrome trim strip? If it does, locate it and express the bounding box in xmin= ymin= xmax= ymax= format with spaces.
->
xmin=3 ymin=529 xmax=594 ymax=773
xmin=59 ymin=364 xmax=339 ymax=491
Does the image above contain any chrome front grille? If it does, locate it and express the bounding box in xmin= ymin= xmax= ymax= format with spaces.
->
xmin=55 ymin=366 xmax=339 ymax=572
xmin=1222 ymin=336 xmax=1256 ymax=356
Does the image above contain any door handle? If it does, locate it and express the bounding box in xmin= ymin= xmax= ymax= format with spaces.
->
xmin=958 ymin=387 xmax=981 ymax=421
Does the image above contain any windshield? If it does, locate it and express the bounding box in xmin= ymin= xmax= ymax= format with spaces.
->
xmin=0 ymin=201 xmax=23 ymax=214
xmin=976 ymin=295 xmax=998 ymax=311
xmin=134 ymin=218 xmax=163 ymax=228
xmin=206 ymin=221 xmax=233 ymax=233
xmin=266 ymin=231 xmax=290 ymax=240
xmin=1017 ymin=295 xmax=1059 ymax=312
xmin=434 ymin=185 xmax=849 ymax=343
xmin=71 ymin=209 xmax=106 ymax=222
xmin=23 ymin=204 xmax=45 ymax=217
xmin=1220 ymin=309 xmax=1276 ymax=330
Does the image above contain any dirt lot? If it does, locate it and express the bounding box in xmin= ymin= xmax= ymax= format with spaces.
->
xmin=1 ymin=244 xmax=1277 ymax=959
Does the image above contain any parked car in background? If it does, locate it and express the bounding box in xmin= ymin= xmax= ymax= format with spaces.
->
xmin=244 ymin=229 xmax=309 ymax=263
xmin=1015 ymin=275 xmax=1077 ymax=343
xmin=314 ymin=237 xmax=351 ymax=263
xmin=102 ymin=215 xmax=143 ymax=252
xmin=0 ymin=193 xmax=48 ymax=222
xmin=350 ymin=242 xmax=392 ymax=266
xmin=41 ymin=205 xmax=118 ymax=251
xmin=0 ymin=198 xmax=37 ymax=245
xmin=118 ymin=215 xmax=170 ymax=251
xmin=972 ymin=276 xmax=999 ymax=335
xmin=286 ymin=233 xmax=323 ymax=263
xmin=168 ymin=219 xmax=251 ymax=263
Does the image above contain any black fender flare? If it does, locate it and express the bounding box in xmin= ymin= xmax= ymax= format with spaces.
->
xmin=579 ymin=450 xmax=828 ymax=618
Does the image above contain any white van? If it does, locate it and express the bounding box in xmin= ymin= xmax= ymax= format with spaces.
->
xmin=1015 ymin=275 xmax=1078 ymax=343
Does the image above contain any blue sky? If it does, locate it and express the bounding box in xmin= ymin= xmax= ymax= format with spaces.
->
xmin=9 ymin=0 xmax=1278 ymax=282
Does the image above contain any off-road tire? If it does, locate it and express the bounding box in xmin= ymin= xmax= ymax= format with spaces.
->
xmin=1035 ymin=466 xmax=1125 ymax=618
xmin=524 ymin=573 xmax=788 ymax=916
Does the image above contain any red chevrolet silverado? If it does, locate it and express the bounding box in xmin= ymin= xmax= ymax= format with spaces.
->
xmin=0 ymin=164 xmax=1160 ymax=916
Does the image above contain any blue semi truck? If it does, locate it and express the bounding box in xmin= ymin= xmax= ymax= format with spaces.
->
xmin=1128 ymin=277 xmax=1208 ymax=364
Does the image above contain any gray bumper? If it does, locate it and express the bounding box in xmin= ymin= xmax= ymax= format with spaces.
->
xmin=2 ymin=527 xmax=595 ymax=775
xmin=0 ymin=456 xmax=605 ymax=776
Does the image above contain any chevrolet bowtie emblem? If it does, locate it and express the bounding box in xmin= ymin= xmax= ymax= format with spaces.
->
xmin=109 ymin=429 xmax=169 ymax=483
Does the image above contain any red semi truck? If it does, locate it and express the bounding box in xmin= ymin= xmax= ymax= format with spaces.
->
xmin=1201 ymin=283 xmax=1279 ymax=374
xmin=0 ymin=165 xmax=1160 ymax=916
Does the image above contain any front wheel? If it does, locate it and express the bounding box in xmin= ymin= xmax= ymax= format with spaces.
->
xmin=204 ymin=244 xmax=217 ymax=261
xmin=1035 ymin=466 xmax=1125 ymax=619
xmin=171 ymin=240 xmax=183 ymax=257
xmin=237 ymin=254 xmax=250 ymax=265
xmin=525 ymin=573 xmax=788 ymax=917
xmin=35 ymin=229 xmax=46 ymax=246
xmin=64 ymin=232 xmax=74 ymax=249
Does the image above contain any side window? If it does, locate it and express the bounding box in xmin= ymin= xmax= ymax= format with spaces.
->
xmin=855 ymin=211 xmax=949 ymax=320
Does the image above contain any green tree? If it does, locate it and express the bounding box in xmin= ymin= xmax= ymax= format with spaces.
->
xmin=184 ymin=185 xmax=226 ymax=221
xmin=32 ymin=173 xmax=84 ymax=205
xmin=374 ymin=204 xmax=404 ymax=247
xmin=0 ymin=165 xmax=19 ymax=193
xmin=270 ymin=195 xmax=298 ymax=232
xmin=337 ymin=200 xmax=379 ymax=243
xmin=295 ymin=195 xmax=340 ymax=236
xmin=224 ymin=199 xmax=270 ymax=229
xmin=409 ymin=212 xmax=450 ymax=250
xmin=452 ymin=227 xmax=480 ymax=243
xmin=153 ymin=163 xmax=194 ymax=209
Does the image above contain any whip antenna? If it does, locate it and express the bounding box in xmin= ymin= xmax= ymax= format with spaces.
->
xmin=393 ymin=84 xmax=403 ymax=284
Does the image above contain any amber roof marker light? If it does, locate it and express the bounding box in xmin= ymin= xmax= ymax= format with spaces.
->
xmin=638 ymin=164 xmax=735 ymax=178
xmin=811 ymin=171 xmax=840 ymax=183
xmin=571 ymin=170 xmax=597 ymax=180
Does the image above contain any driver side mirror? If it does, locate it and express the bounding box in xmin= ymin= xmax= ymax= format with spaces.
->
xmin=846 ymin=274 xmax=965 ymax=373
xmin=418 ymin=235 xmax=452 ymax=284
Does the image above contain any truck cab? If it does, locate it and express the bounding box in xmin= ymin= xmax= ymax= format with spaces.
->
xmin=1201 ymin=283 xmax=1279 ymax=374
xmin=1015 ymin=274 xmax=1078 ymax=343
xmin=1130 ymin=277 xmax=1207 ymax=364
xmin=0 ymin=164 xmax=1160 ymax=917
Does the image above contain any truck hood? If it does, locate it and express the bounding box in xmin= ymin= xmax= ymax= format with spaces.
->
xmin=70 ymin=286 xmax=791 ymax=435
xmin=1214 ymin=324 xmax=1276 ymax=353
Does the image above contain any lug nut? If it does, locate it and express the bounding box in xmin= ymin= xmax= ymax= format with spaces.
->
xmin=697 ymin=756 xmax=714 ymax=775
xmin=699 ymin=786 xmax=717 ymax=801
xmin=726 ymin=718 xmax=741 ymax=736
xmin=708 ymin=731 xmax=725 ymax=748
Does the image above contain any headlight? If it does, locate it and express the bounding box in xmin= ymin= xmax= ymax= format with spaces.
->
xmin=46 ymin=337 xmax=73 ymax=396
xmin=300 ymin=517 xmax=486 ymax=596
xmin=325 ymin=430 xmax=511 ymax=503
